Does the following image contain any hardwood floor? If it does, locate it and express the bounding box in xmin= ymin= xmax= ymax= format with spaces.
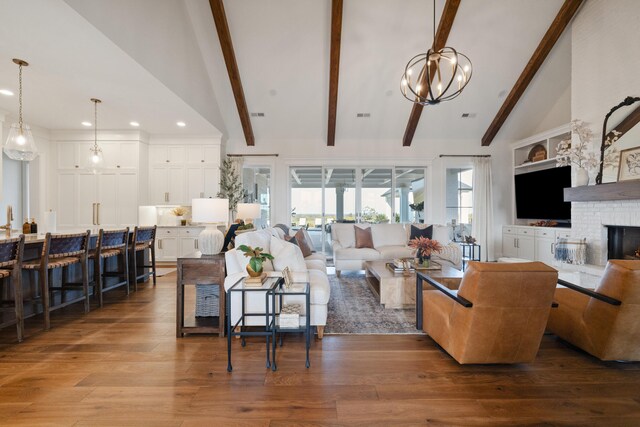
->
xmin=1 ymin=272 xmax=639 ymax=426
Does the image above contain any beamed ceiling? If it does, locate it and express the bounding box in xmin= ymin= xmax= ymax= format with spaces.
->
xmin=0 ymin=0 xmax=575 ymax=146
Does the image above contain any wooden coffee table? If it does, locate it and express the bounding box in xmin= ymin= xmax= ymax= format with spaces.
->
xmin=364 ymin=260 xmax=463 ymax=310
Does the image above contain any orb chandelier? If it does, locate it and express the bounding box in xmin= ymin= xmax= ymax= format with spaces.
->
xmin=4 ymin=59 xmax=38 ymax=161
xmin=400 ymin=0 xmax=472 ymax=105
xmin=87 ymin=98 xmax=105 ymax=174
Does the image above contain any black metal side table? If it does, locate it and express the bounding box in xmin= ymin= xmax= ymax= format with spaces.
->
xmin=268 ymin=280 xmax=311 ymax=371
xmin=226 ymin=276 xmax=280 ymax=372
xmin=460 ymin=243 xmax=481 ymax=271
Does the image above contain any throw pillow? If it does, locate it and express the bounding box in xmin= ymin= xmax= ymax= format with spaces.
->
xmin=270 ymin=236 xmax=307 ymax=272
xmin=293 ymin=229 xmax=313 ymax=258
xmin=354 ymin=226 xmax=374 ymax=249
xmin=410 ymin=224 xmax=433 ymax=240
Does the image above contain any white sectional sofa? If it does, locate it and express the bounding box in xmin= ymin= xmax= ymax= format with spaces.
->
xmin=224 ymin=228 xmax=330 ymax=338
xmin=331 ymin=223 xmax=462 ymax=276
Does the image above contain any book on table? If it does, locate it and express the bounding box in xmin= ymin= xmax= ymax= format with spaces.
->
xmin=244 ymin=272 xmax=268 ymax=287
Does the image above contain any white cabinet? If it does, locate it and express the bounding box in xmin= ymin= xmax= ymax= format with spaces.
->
xmin=502 ymin=226 xmax=571 ymax=265
xmin=155 ymin=227 xmax=204 ymax=262
xmin=148 ymin=144 xmax=220 ymax=205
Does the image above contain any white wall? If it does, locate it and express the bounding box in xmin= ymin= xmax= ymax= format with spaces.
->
xmin=569 ymin=0 xmax=640 ymax=265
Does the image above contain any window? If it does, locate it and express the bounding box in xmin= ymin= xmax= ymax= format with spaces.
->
xmin=242 ymin=166 xmax=271 ymax=228
xmin=446 ymin=168 xmax=473 ymax=229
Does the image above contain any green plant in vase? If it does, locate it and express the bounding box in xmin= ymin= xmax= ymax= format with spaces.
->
xmin=408 ymin=236 xmax=442 ymax=268
xmin=237 ymin=245 xmax=274 ymax=277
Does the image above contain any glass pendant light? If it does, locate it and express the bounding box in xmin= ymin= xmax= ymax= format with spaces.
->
xmin=4 ymin=59 xmax=38 ymax=161
xmin=87 ymin=98 xmax=104 ymax=174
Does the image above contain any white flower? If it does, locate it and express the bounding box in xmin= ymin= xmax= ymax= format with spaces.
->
xmin=555 ymin=119 xmax=600 ymax=171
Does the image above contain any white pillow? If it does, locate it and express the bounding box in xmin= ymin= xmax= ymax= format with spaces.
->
xmin=270 ymin=235 xmax=307 ymax=272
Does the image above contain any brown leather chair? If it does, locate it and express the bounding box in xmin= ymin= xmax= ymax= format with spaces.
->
xmin=547 ymin=260 xmax=640 ymax=361
xmin=422 ymin=261 xmax=558 ymax=364
xmin=0 ymin=235 xmax=25 ymax=342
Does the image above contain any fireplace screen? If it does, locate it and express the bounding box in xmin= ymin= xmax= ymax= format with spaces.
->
xmin=607 ymin=226 xmax=640 ymax=260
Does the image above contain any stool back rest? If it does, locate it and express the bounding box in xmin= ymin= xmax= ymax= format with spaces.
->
xmin=45 ymin=231 xmax=91 ymax=259
xmin=133 ymin=226 xmax=156 ymax=246
xmin=0 ymin=235 xmax=25 ymax=269
xmin=98 ymin=228 xmax=129 ymax=251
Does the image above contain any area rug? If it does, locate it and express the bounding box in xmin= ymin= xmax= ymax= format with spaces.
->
xmin=325 ymin=272 xmax=421 ymax=335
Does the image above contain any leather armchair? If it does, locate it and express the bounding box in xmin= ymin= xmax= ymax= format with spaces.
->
xmin=422 ymin=261 xmax=558 ymax=364
xmin=547 ymin=260 xmax=640 ymax=361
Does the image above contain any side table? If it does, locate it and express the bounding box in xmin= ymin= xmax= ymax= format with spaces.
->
xmin=268 ymin=280 xmax=311 ymax=371
xmin=226 ymin=276 xmax=281 ymax=372
xmin=176 ymin=252 xmax=226 ymax=337
xmin=460 ymin=242 xmax=481 ymax=271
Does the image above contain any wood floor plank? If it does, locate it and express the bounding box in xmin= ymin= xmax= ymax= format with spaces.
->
xmin=0 ymin=271 xmax=639 ymax=425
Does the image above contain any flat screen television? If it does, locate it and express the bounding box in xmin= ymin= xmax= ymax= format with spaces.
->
xmin=515 ymin=166 xmax=571 ymax=221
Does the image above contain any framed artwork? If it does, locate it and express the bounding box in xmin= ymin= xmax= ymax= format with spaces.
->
xmin=282 ymin=266 xmax=292 ymax=289
xmin=617 ymin=147 xmax=640 ymax=181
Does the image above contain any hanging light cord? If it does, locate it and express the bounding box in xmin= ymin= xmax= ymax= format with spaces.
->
xmin=432 ymin=0 xmax=436 ymax=50
xmin=94 ymin=100 xmax=98 ymax=151
xmin=18 ymin=62 xmax=23 ymax=133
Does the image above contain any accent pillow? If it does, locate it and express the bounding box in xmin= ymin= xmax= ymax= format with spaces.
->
xmin=270 ymin=236 xmax=307 ymax=272
xmin=354 ymin=226 xmax=374 ymax=249
xmin=294 ymin=229 xmax=313 ymax=258
xmin=410 ymin=224 xmax=433 ymax=240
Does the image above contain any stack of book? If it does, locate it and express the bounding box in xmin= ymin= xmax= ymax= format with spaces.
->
xmin=386 ymin=259 xmax=415 ymax=274
xmin=279 ymin=304 xmax=301 ymax=328
xmin=244 ymin=272 xmax=268 ymax=287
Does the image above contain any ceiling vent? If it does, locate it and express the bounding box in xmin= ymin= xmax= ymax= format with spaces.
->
xmin=250 ymin=112 xmax=265 ymax=117
xmin=461 ymin=113 xmax=476 ymax=118
xmin=356 ymin=113 xmax=371 ymax=118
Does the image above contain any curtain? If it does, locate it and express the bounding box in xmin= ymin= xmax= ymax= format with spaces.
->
xmin=472 ymin=157 xmax=494 ymax=261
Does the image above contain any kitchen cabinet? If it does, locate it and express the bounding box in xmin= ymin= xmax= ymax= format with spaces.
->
xmin=156 ymin=227 xmax=204 ymax=262
xmin=502 ymin=226 xmax=571 ymax=264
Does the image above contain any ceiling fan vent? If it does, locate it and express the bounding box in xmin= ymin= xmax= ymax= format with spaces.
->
xmin=251 ymin=112 xmax=265 ymax=117
xmin=461 ymin=113 xmax=476 ymax=118
xmin=356 ymin=113 xmax=371 ymax=118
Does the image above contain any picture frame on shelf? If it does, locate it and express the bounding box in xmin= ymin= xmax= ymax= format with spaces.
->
xmin=282 ymin=266 xmax=292 ymax=289
xmin=617 ymin=147 xmax=640 ymax=182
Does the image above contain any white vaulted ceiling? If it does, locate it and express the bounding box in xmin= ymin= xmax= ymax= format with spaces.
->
xmin=0 ymin=0 xmax=571 ymax=145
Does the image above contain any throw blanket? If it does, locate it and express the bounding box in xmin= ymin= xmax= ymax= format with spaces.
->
xmin=433 ymin=242 xmax=462 ymax=269
xmin=555 ymin=237 xmax=587 ymax=265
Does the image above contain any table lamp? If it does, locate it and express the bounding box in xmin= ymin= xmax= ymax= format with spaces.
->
xmin=236 ymin=203 xmax=261 ymax=225
xmin=192 ymin=198 xmax=229 ymax=255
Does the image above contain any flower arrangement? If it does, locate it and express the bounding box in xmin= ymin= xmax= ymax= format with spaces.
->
xmin=237 ymin=245 xmax=274 ymax=277
xmin=408 ymin=236 xmax=443 ymax=259
xmin=171 ymin=207 xmax=187 ymax=216
xmin=556 ymin=120 xmax=599 ymax=171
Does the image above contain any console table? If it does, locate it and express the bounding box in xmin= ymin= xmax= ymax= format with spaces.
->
xmin=176 ymin=252 xmax=226 ymax=337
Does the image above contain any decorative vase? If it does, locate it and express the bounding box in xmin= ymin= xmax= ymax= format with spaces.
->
xmin=246 ymin=263 xmax=263 ymax=277
xmin=576 ymin=167 xmax=589 ymax=186
xmin=417 ymin=255 xmax=431 ymax=268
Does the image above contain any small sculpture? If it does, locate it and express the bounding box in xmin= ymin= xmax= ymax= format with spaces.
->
xmin=463 ymin=235 xmax=476 ymax=244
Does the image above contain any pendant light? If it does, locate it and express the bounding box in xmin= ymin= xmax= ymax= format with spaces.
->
xmin=87 ymin=98 xmax=104 ymax=174
xmin=3 ymin=59 xmax=38 ymax=161
xmin=400 ymin=0 xmax=472 ymax=105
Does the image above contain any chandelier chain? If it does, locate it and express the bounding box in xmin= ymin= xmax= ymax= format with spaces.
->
xmin=94 ymin=99 xmax=98 ymax=151
xmin=18 ymin=63 xmax=23 ymax=132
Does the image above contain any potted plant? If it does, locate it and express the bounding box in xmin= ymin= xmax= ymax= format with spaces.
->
xmin=408 ymin=236 xmax=443 ymax=268
xmin=237 ymin=245 xmax=274 ymax=277
xmin=171 ymin=207 xmax=187 ymax=226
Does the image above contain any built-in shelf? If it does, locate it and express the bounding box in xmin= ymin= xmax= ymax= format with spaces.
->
xmin=564 ymin=181 xmax=640 ymax=202
xmin=514 ymin=157 xmax=558 ymax=170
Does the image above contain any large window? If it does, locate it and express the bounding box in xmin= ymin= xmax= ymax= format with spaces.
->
xmin=446 ymin=168 xmax=473 ymax=237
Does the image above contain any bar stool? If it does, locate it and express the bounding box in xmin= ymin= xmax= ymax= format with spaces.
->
xmin=130 ymin=226 xmax=157 ymax=291
xmin=0 ymin=235 xmax=25 ymax=342
xmin=22 ymin=231 xmax=91 ymax=330
xmin=91 ymin=228 xmax=130 ymax=307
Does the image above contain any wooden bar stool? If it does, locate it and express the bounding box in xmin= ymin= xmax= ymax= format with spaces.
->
xmin=130 ymin=226 xmax=157 ymax=291
xmin=0 ymin=235 xmax=26 ymax=342
xmin=22 ymin=231 xmax=91 ymax=330
xmin=91 ymin=228 xmax=130 ymax=307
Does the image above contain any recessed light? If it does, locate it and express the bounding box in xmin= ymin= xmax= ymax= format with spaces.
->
xmin=176 ymin=121 xmax=186 ymax=127
xmin=0 ymin=89 xmax=14 ymax=96
xmin=81 ymin=121 xmax=92 ymax=127
xmin=130 ymin=121 xmax=140 ymax=127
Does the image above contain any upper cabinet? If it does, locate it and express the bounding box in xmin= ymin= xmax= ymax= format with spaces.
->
xmin=57 ymin=141 xmax=139 ymax=171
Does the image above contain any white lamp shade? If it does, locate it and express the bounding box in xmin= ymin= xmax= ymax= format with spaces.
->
xmin=236 ymin=203 xmax=261 ymax=220
xmin=138 ymin=206 xmax=158 ymax=226
xmin=4 ymin=123 xmax=38 ymax=161
xmin=192 ymin=198 xmax=229 ymax=224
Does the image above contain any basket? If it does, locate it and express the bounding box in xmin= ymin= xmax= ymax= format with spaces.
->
xmin=195 ymin=283 xmax=220 ymax=317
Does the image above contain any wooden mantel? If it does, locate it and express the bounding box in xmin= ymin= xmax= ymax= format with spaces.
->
xmin=564 ymin=181 xmax=640 ymax=202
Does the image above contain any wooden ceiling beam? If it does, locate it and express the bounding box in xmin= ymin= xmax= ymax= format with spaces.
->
xmin=403 ymin=0 xmax=461 ymax=147
xmin=209 ymin=0 xmax=255 ymax=146
xmin=327 ymin=0 xmax=343 ymax=146
xmin=481 ymin=0 xmax=583 ymax=146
